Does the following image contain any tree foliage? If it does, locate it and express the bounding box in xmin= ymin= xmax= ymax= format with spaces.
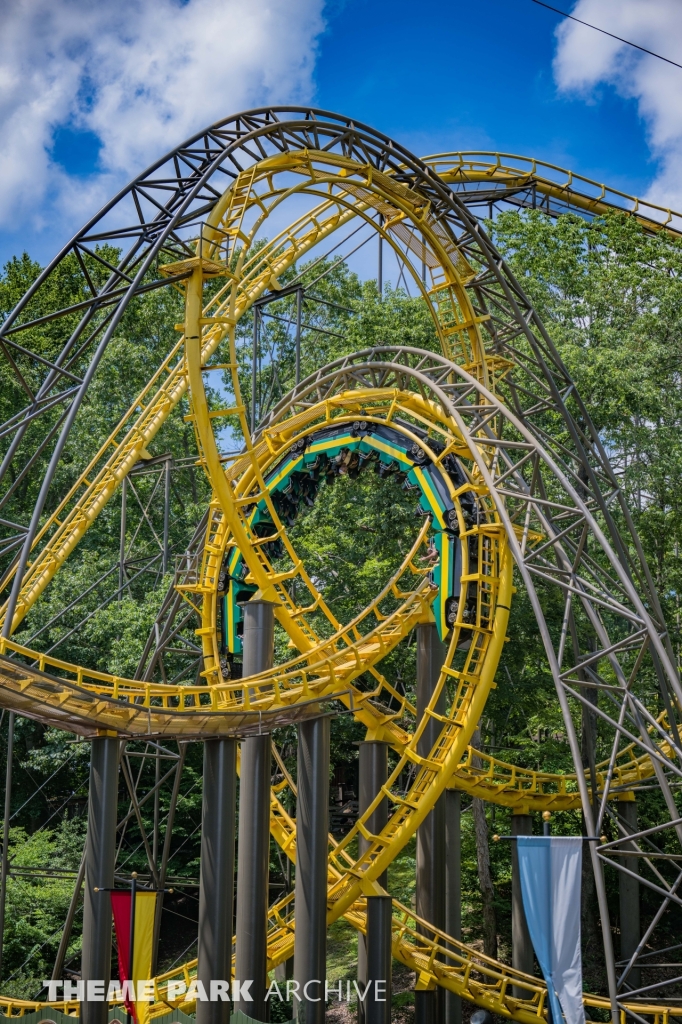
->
xmin=0 ymin=208 xmax=680 ymax=989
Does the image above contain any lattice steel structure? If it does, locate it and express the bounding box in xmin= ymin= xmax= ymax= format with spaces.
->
xmin=0 ymin=108 xmax=680 ymax=1023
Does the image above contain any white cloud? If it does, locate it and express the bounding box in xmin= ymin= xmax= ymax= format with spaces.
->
xmin=0 ymin=0 xmax=324 ymax=237
xmin=553 ymin=0 xmax=682 ymax=210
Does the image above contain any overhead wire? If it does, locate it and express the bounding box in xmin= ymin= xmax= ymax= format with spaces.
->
xmin=302 ymin=229 xmax=377 ymax=290
xmin=5 ymin=108 xmax=679 ymax=1019
xmin=9 ymin=753 xmax=76 ymax=822
xmin=287 ymin=221 xmax=368 ymax=286
xmin=531 ymin=0 xmax=682 ymax=71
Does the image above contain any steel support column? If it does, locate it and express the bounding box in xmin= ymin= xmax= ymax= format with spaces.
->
xmin=357 ymin=742 xmax=389 ymax=1024
xmin=81 ymin=736 xmax=119 ymax=1024
xmin=414 ymin=988 xmax=437 ymax=1024
xmin=196 ymin=739 xmax=237 ymax=1024
xmin=511 ymin=814 xmax=534 ymax=995
xmin=162 ymin=456 xmax=171 ymax=574
xmin=241 ymin=600 xmax=274 ymax=680
xmin=618 ymin=799 xmax=640 ymax=989
xmin=235 ymin=734 xmax=270 ymax=1018
xmin=295 ymin=288 xmax=302 ymax=386
xmin=416 ymin=623 xmax=446 ymax=1024
xmin=293 ymin=715 xmax=330 ymax=1024
xmin=0 ymin=712 xmax=14 ymax=981
xmin=251 ymin=308 xmax=259 ymax=434
xmin=118 ymin=477 xmax=127 ymax=600
xmin=444 ymin=789 xmax=461 ymax=1024
xmin=235 ymin=601 xmax=274 ymax=1020
xmin=365 ymin=895 xmax=392 ymax=1024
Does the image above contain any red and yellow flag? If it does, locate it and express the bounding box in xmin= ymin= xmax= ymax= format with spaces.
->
xmin=111 ymin=890 xmax=157 ymax=1024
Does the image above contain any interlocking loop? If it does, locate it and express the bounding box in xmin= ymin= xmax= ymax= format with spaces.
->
xmin=1 ymin=109 xmax=681 ymax=1022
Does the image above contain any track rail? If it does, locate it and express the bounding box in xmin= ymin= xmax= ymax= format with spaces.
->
xmin=0 ymin=111 xmax=680 ymax=1020
xmin=424 ymin=151 xmax=682 ymax=235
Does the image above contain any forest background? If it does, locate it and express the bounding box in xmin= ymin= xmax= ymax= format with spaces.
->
xmin=0 ymin=207 xmax=680 ymax=1002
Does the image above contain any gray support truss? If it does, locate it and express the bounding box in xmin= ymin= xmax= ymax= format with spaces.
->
xmin=618 ymin=799 xmax=641 ymax=990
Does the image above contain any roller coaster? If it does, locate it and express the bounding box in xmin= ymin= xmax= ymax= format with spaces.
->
xmin=0 ymin=108 xmax=681 ymax=1024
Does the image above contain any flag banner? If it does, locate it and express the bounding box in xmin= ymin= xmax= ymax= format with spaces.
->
xmin=111 ymin=890 xmax=157 ymax=1024
xmin=517 ymin=837 xmax=585 ymax=1024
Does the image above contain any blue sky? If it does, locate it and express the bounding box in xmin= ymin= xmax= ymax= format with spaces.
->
xmin=0 ymin=0 xmax=678 ymax=269
xmin=315 ymin=0 xmax=653 ymax=195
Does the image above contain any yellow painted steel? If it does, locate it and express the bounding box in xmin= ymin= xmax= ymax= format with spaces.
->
xmin=0 ymin=766 xmax=673 ymax=1024
xmin=423 ymin=151 xmax=682 ymax=235
xmin=3 ymin=148 xmax=679 ymax=636
xmin=0 ymin=151 xmax=678 ymax=1024
xmin=0 ymin=624 xmax=668 ymax=810
xmin=0 ymin=144 xmax=499 ymax=635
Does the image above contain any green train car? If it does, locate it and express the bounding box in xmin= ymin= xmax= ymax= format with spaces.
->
xmin=217 ymin=421 xmax=480 ymax=668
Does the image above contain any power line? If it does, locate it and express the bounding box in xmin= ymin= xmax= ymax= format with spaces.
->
xmin=531 ymin=0 xmax=682 ymax=71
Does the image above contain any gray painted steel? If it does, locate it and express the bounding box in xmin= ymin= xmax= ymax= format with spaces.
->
xmin=0 ymin=711 xmax=14 ymax=980
xmin=5 ymin=106 xmax=682 ymax=1017
xmin=358 ymin=742 xmax=388 ymax=884
xmin=416 ymin=623 xmax=446 ymax=1024
xmin=511 ymin=814 xmax=534 ymax=995
xmin=357 ymin=742 xmax=389 ymax=1024
xmin=235 ymin=735 xmax=271 ymax=1020
xmin=235 ymin=602 xmax=274 ymax=1021
xmin=81 ymin=737 xmax=119 ymax=1024
xmin=618 ymin=799 xmax=641 ymax=988
xmin=293 ymin=715 xmax=330 ymax=1024
xmin=366 ymin=895 xmax=392 ymax=1024
xmin=415 ymin=991 xmax=437 ymax=1024
xmin=444 ymin=789 xmax=462 ymax=1024
xmin=241 ymin=600 xmax=275 ymax=678
xmin=0 ymin=111 xmax=671 ymax=1024
xmin=196 ymin=738 xmax=237 ymax=1024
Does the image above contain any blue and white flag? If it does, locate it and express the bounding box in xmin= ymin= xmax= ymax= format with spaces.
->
xmin=517 ymin=837 xmax=585 ymax=1024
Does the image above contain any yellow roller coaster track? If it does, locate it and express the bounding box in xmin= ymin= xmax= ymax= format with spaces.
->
xmin=5 ymin=146 xmax=678 ymax=634
xmin=0 ymin=762 xmax=674 ymax=1024
xmin=0 ymin=127 xmax=678 ymax=1024
xmin=423 ymin=152 xmax=682 ymax=236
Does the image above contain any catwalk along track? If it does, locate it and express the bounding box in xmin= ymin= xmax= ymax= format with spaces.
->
xmin=0 ymin=108 xmax=681 ymax=1024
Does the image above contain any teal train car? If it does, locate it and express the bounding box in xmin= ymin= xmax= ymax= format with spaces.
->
xmin=217 ymin=420 xmax=479 ymax=669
